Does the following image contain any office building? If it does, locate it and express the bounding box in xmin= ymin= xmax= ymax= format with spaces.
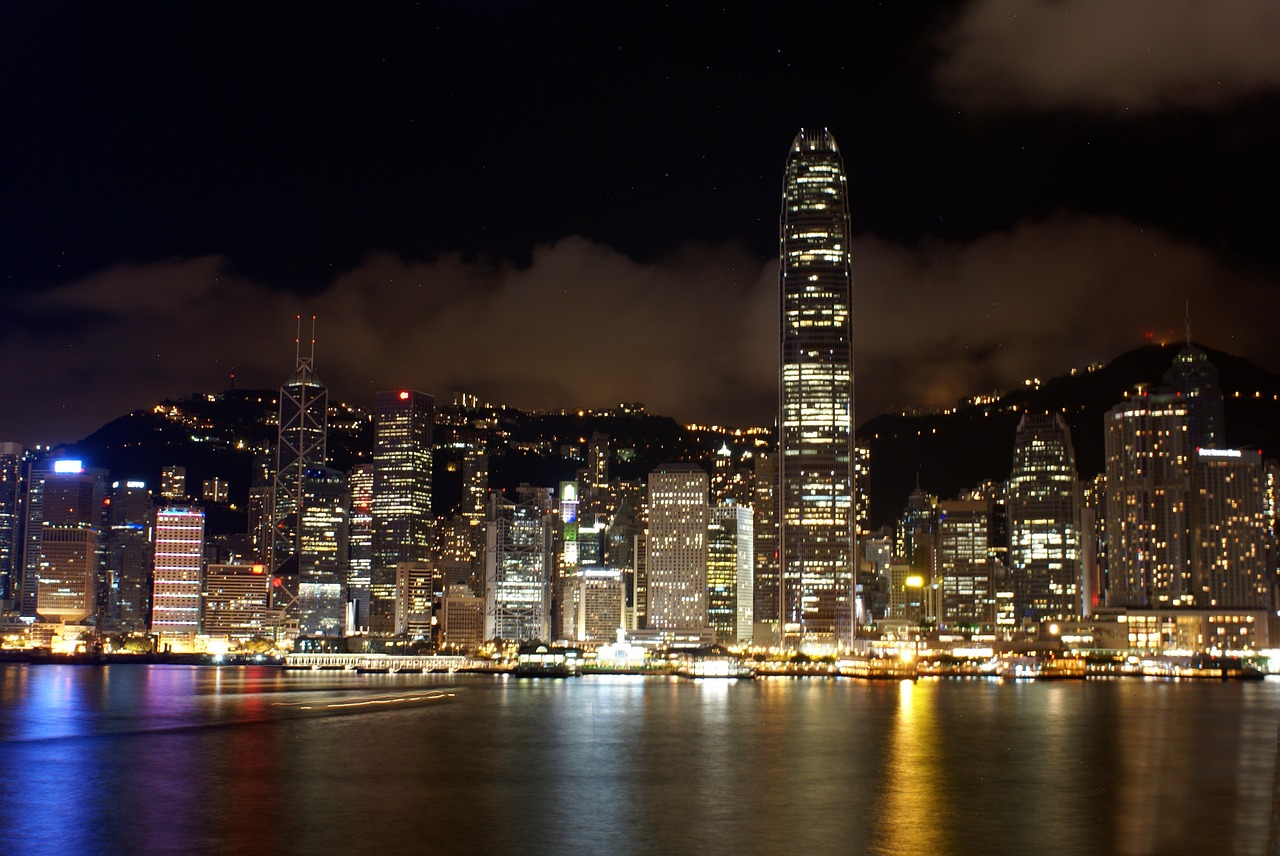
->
xmin=439 ymin=584 xmax=484 ymax=653
xmin=346 ymin=462 xmax=373 ymax=632
xmin=21 ymin=458 xmax=107 ymax=621
xmin=1105 ymin=389 xmax=1192 ymax=608
xmin=203 ymin=563 xmax=271 ymax=641
xmin=106 ymin=480 xmax=154 ymax=631
xmin=0 ymin=443 xmax=29 ymax=610
xmin=160 ymin=466 xmax=186 ymax=501
xmin=561 ymin=567 xmax=625 ymax=644
xmin=936 ymin=500 xmax=993 ymax=628
xmin=1008 ymin=414 xmax=1082 ymax=622
xmin=647 ymin=464 xmax=709 ymax=632
xmin=271 ymin=326 xmax=328 ymax=584
xmin=394 ymin=559 xmax=434 ymax=638
xmin=707 ymin=503 xmax=753 ymax=644
xmin=297 ymin=466 xmax=348 ymax=636
xmin=1165 ymin=332 xmax=1225 ymax=450
xmin=1191 ymin=449 xmax=1269 ymax=608
xmin=371 ymin=389 xmax=434 ymax=633
xmin=778 ymin=128 xmax=855 ymax=652
xmin=484 ymin=493 xmax=553 ymax=642
xmin=151 ymin=506 xmax=205 ymax=635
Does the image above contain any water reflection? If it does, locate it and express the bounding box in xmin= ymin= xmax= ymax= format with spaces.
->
xmin=0 ymin=667 xmax=1276 ymax=855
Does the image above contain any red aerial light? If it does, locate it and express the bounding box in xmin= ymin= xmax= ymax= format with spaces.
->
xmin=399 ymin=391 xmax=410 ymax=400
xmin=252 ymin=564 xmax=265 ymax=574
xmin=272 ymin=577 xmax=283 ymax=587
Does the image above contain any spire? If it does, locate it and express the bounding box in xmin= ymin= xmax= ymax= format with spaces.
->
xmin=1185 ymin=298 xmax=1191 ymax=347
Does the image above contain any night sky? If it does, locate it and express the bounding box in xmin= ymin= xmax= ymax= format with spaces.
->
xmin=5 ymin=1 xmax=1280 ymax=445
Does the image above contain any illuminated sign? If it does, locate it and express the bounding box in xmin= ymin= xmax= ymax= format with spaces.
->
xmin=1197 ymin=449 xmax=1242 ymax=458
xmin=252 ymin=564 xmax=265 ymax=574
xmin=126 ymin=480 xmax=146 ymax=489
xmin=399 ymin=391 xmax=410 ymax=400
xmin=52 ymin=460 xmax=84 ymax=474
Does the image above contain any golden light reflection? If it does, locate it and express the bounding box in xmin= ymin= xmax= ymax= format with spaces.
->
xmin=870 ymin=680 xmax=943 ymax=854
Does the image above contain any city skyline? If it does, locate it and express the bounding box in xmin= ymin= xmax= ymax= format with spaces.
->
xmin=6 ymin=4 xmax=1280 ymax=446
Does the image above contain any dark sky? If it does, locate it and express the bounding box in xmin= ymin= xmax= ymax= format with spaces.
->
xmin=5 ymin=1 xmax=1280 ymax=444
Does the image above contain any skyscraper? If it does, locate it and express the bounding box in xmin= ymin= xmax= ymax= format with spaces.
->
xmin=0 ymin=443 xmax=29 ymax=611
xmin=779 ymin=128 xmax=855 ymax=652
xmin=707 ymin=503 xmax=754 ymax=644
xmin=1105 ymin=389 xmax=1192 ymax=608
xmin=21 ymin=459 xmax=107 ymax=621
xmin=371 ymin=389 xmax=434 ymax=633
xmin=647 ymin=464 xmax=708 ymax=632
xmin=271 ymin=322 xmax=328 ymax=585
xmin=346 ymin=462 xmax=373 ymax=631
xmin=151 ymin=506 xmax=205 ymax=636
xmin=935 ymin=500 xmax=993 ymax=628
xmin=484 ymin=492 xmax=553 ymax=642
xmin=1165 ymin=325 xmax=1225 ymax=451
xmin=297 ymin=466 xmax=348 ymax=636
xmin=1007 ymin=413 xmax=1082 ymax=623
xmin=106 ymin=480 xmax=154 ymax=631
xmin=1191 ymin=448 xmax=1269 ymax=608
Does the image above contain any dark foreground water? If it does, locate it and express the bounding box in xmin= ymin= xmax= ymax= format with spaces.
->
xmin=0 ymin=666 xmax=1276 ymax=856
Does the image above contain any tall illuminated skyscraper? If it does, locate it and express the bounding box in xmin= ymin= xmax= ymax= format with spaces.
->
xmin=371 ymin=389 xmax=434 ymax=633
xmin=647 ymin=464 xmax=709 ymax=632
xmin=1008 ymin=414 xmax=1081 ymax=622
xmin=778 ymin=128 xmax=855 ymax=652
xmin=151 ymin=506 xmax=205 ymax=635
xmin=1105 ymin=389 xmax=1192 ymax=608
xmin=484 ymin=492 xmax=553 ymax=642
xmin=271 ymin=319 xmax=328 ymax=585
xmin=20 ymin=458 xmax=107 ymax=621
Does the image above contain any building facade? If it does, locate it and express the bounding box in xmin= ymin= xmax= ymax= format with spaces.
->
xmin=646 ymin=464 xmax=709 ymax=632
xmin=778 ymin=128 xmax=855 ymax=652
xmin=484 ymin=493 xmax=553 ymax=643
xmin=1007 ymin=413 xmax=1082 ymax=623
xmin=151 ymin=506 xmax=205 ymax=635
xmin=371 ymin=389 xmax=434 ymax=633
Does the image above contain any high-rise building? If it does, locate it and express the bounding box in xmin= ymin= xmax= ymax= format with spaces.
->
xmin=561 ymin=567 xmax=625 ymax=644
xmin=439 ymin=584 xmax=484 ymax=652
xmin=707 ymin=503 xmax=754 ymax=644
xmin=203 ymin=563 xmax=271 ymax=641
xmin=0 ymin=443 xmax=30 ymax=611
xmin=271 ymin=324 xmax=328 ymax=586
xmin=1191 ymin=449 xmax=1269 ymax=608
xmin=106 ymin=480 xmax=154 ymax=631
xmin=936 ymin=500 xmax=993 ymax=628
xmin=394 ymin=559 xmax=434 ymax=638
xmin=151 ymin=506 xmax=205 ymax=635
xmin=751 ymin=450 xmax=779 ymax=631
xmin=160 ymin=466 xmax=187 ymax=501
xmin=484 ymin=493 xmax=553 ymax=643
xmin=1008 ymin=414 xmax=1082 ymax=623
xmin=778 ymin=128 xmax=855 ymax=653
xmin=1105 ymin=389 xmax=1192 ymax=608
xmin=646 ymin=464 xmax=708 ymax=632
xmin=371 ymin=389 xmax=434 ymax=634
xmin=297 ymin=466 xmax=348 ymax=636
xmin=21 ymin=458 xmax=107 ymax=621
xmin=1165 ymin=329 xmax=1225 ymax=451
xmin=346 ymin=462 xmax=373 ymax=631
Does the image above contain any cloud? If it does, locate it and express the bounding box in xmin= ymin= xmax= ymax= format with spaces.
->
xmin=4 ymin=221 xmax=1277 ymax=446
xmin=935 ymin=0 xmax=1280 ymax=110
xmin=854 ymin=215 xmax=1280 ymax=414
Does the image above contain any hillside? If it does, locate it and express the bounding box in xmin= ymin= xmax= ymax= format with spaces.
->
xmin=859 ymin=343 xmax=1280 ymax=527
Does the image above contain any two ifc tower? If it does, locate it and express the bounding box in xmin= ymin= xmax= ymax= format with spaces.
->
xmin=270 ymin=130 xmax=860 ymax=649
